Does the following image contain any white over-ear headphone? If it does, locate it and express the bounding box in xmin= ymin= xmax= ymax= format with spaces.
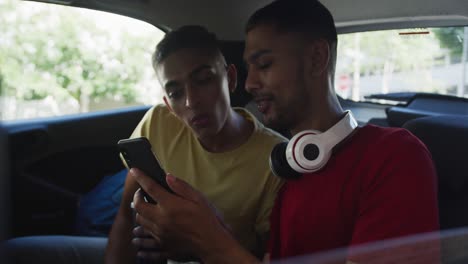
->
xmin=269 ymin=110 xmax=358 ymax=179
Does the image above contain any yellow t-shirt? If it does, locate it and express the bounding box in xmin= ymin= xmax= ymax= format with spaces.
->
xmin=131 ymin=104 xmax=285 ymax=254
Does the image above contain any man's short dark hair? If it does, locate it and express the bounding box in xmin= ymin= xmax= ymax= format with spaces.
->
xmin=246 ymin=0 xmax=338 ymax=76
xmin=152 ymin=25 xmax=223 ymax=69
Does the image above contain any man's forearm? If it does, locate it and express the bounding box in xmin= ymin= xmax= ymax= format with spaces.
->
xmin=105 ymin=208 xmax=137 ymax=264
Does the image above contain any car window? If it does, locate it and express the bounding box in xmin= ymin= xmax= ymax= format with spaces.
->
xmin=335 ymin=27 xmax=468 ymax=103
xmin=0 ymin=0 xmax=165 ymax=121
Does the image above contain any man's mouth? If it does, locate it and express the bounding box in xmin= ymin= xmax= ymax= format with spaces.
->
xmin=191 ymin=114 xmax=210 ymax=127
xmin=254 ymin=96 xmax=274 ymax=114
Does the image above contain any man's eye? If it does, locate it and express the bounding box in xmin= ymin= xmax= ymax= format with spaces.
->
xmin=168 ymin=90 xmax=183 ymax=99
xmin=258 ymin=61 xmax=272 ymax=70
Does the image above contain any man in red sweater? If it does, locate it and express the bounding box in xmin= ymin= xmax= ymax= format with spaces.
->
xmin=130 ymin=0 xmax=439 ymax=262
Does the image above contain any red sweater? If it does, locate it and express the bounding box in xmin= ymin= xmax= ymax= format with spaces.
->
xmin=268 ymin=125 xmax=439 ymax=259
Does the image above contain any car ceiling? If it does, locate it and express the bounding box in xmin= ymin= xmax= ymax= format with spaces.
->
xmin=29 ymin=0 xmax=468 ymax=40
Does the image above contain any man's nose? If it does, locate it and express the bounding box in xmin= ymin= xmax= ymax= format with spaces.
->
xmin=245 ymin=68 xmax=261 ymax=93
xmin=184 ymin=86 xmax=200 ymax=109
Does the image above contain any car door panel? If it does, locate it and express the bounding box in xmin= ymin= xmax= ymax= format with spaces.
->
xmin=4 ymin=106 xmax=150 ymax=237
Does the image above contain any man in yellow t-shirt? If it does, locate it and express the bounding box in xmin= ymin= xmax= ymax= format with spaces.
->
xmin=105 ymin=25 xmax=285 ymax=263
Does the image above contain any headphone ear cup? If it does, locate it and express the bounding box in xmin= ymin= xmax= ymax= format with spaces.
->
xmin=269 ymin=142 xmax=302 ymax=179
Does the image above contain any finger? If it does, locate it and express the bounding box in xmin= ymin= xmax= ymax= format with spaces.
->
xmin=135 ymin=212 xmax=163 ymax=240
xmin=133 ymin=187 xmax=145 ymax=206
xmin=165 ymin=173 xmax=204 ymax=204
xmin=217 ymin=218 xmax=232 ymax=234
xmin=209 ymin=202 xmax=224 ymax=221
xmin=132 ymin=237 xmax=161 ymax=250
xmin=133 ymin=188 xmax=159 ymax=221
xmin=206 ymin=202 xmax=231 ymax=232
xmin=137 ymin=250 xmax=169 ymax=262
xmin=262 ymin=253 xmax=271 ymax=264
xmin=133 ymin=225 xmax=152 ymax=238
xmin=133 ymin=198 xmax=163 ymax=237
xmin=131 ymin=168 xmax=171 ymax=204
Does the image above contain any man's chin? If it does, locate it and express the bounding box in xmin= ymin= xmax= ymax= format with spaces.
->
xmin=263 ymin=116 xmax=281 ymax=130
xmin=264 ymin=115 xmax=291 ymax=134
xmin=193 ymin=128 xmax=217 ymax=141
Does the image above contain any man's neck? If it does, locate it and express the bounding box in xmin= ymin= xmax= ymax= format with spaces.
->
xmin=291 ymin=94 xmax=344 ymax=136
xmin=199 ymin=109 xmax=254 ymax=153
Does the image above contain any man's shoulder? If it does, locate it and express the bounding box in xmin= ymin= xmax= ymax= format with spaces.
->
xmin=135 ymin=104 xmax=187 ymax=142
xmin=236 ymin=107 xmax=288 ymax=145
xmin=255 ymin=124 xmax=288 ymax=144
xmin=144 ymin=104 xmax=172 ymax=121
xmin=143 ymin=104 xmax=184 ymax=128
xmin=353 ymin=124 xmax=432 ymax=169
xmin=357 ymin=124 xmax=425 ymax=149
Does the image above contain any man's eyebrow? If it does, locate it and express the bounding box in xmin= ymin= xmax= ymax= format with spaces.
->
xmin=189 ymin=65 xmax=213 ymax=78
xmin=164 ymin=65 xmax=213 ymax=90
xmin=244 ymin=49 xmax=272 ymax=64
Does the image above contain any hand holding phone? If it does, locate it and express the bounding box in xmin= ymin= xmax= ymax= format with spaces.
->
xmin=118 ymin=137 xmax=173 ymax=203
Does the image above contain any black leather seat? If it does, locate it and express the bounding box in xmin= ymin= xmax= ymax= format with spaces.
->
xmin=403 ymin=115 xmax=468 ymax=230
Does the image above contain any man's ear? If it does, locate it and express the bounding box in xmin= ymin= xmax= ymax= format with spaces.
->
xmin=163 ymin=96 xmax=173 ymax=112
xmin=305 ymin=39 xmax=330 ymax=77
xmin=226 ymin=64 xmax=238 ymax=93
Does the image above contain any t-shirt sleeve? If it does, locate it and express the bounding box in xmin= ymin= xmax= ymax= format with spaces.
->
xmin=349 ymin=129 xmax=439 ymax=257
xmin=119 ymin=105 xmax=160 ymax=168
xmin=130 ymin=106 xmax=159 ymax=139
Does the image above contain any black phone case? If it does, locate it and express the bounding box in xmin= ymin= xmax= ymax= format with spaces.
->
xmin=117 ymin=137 xmax=173 ymax=203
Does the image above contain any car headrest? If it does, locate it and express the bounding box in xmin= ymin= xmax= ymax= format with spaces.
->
xmin=403 ymin=115 xmax=468 ymax=196
xmin=220 ymin=41 xmax=251 ymax=107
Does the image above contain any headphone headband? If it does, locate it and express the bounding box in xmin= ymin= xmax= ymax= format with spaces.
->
xmin=322 ymin=110 xmax=358 ymax=150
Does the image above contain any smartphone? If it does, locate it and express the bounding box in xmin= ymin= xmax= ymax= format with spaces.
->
xmin=117 ymin=137 xmax=173 ymax=203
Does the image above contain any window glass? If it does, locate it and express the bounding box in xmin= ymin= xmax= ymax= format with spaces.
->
xmin=335 ymin=27 xmax=468 ymax=103
xmin=0 ymin=0 xmax=165 ymax=121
